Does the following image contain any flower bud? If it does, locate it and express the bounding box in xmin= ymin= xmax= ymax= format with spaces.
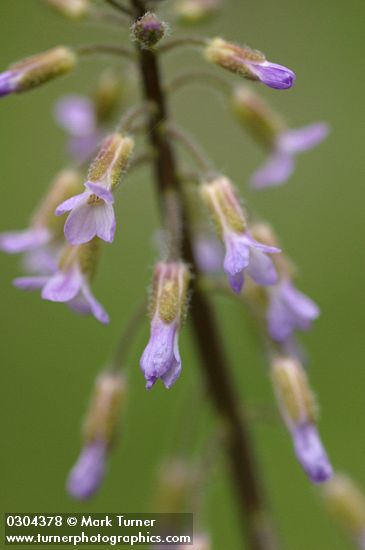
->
xmin=140 ymin=262 xmax=190 ymax=389
xmin=204 ymin=38 xmax=295 ymax=90
xmin=175 ymin=0 xmax=221 ymax=25
xmin=271 ymin=356 xmax=332 ymax=483
xmin=83 ymin=371 xmax=127 ymax=448
xmin=322 ymin=474 xmax=365 ymax=543
xmin=0 ymin=47 xmax=76 ymax=97
xmin=232 ymin=86 xmax=285 ymax=148
xmin=93 ymin=69 xmax=124 ymax=123
xmin=132 ymin=12 xmax=167 ymax=49
xmin=45 ymin=0 xmax=89 ymax=19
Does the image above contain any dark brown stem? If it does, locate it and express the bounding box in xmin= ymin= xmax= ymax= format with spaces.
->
xmin=131 ymin=1 xmax=276 ymax=548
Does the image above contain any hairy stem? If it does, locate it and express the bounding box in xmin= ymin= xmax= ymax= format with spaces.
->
xmin=131 ymin=1 xmax=275 ymax=548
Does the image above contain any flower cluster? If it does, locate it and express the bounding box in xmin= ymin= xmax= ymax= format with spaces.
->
xmin=0 ymin=1 xmax=342 ymax=545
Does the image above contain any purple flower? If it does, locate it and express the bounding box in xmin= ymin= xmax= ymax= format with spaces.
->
xmin=267 ymin=279 xmax=320 ymax=342
xmin=223 ymin=231 xmax=280 ymax=294
xmin=0 ymin=70 xmax=20 ymax=97
xmin=204 ymin=38 xmax=295 ymax=90
xmin=13 ymin=244 xmax=109 ymax=324
xmin=0 ymin=47 xmax=76 ymax=98
xmin=140 ymin=262 xmax=190 ymax=390
xmin=55 ymin=133 xmax=134 ymax=245
xmin=54 ymin=95 xmax=101 ymax=162
xmin=194 ymin=235 xmax=224 ymax=275
xmin=251 ymin=123 xmax=329 ymax=188
xmin=0 ymin=227 xmax=51 ymax=254
xmin=293 ymin=424 xmax=333 ymax=483
xmin=67 ymin=440 xmax=107 ymax=500
xmin=56 ymin=182 xmax=116 ymax=245
xmin=140 ymin=317 xmax=181 ymax=390
xmin=245 ymin=60 xmax=296 ymax=90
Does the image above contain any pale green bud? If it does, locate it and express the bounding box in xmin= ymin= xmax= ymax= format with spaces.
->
xmin=175 ymin=0 xmax=221 ymax=25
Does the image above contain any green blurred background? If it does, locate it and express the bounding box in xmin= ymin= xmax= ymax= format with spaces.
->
xmin=1 ymin=0 xmax=365 ymax=548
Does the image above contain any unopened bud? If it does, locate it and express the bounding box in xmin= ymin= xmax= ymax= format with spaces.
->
xmin=271 ymin=356 xmax=317 ymax=429
xmin=176 ymin=0 xmax=221 ymax=25
xmin=204 ymin=38 xmax=295 ymax=90
xmin=232 ymin=86 xmax=285 ymax=148
xmin=323 ymin=474 xmax=365 ymax=541
xmin=200 ymin=176 xmax=246 ymax=237
xmin=132 ymin=12 xmax=167 ymax=49
xmin=0 ymin=47 xmax=76 ymax=97
xmin=93 ymin=69 xmax=124 ymax=123
xmin=88 ymin=133 xmax=134 ymax=191
xmin=45 ymin=0 xmax=89 ymax=19
xmin=83 ymin=371 xmax=127 ymax=448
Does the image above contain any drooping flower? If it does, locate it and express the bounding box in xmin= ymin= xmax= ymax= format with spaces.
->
xmin=231 ymin=86 xmax=329 ymax=188
xmin=0 ymin=47 xmax=76 ymax=98
xmin=14 ymin=239 xmax=109 ymax=324
xmin=55 ymin=133 xmax=134 ymax=245
xmin=67 ymin=371 xmax=127 ymax=500
xmin=140 ymin=262 xmax=190 ymax=390
xmin=0 ymin=170 xmax=82 ymax=254
xmin=67 ymin=440 xmax=107 ymax=500
xmin=267 ymin=279 xmax=320 ymax=342
xmin=204 ymin=38 xmax=295 ymax=90
xmin=271 ymin=356 xmax=333 ymax=483
xmin=200 ymin=176 xmax=280 ymax=293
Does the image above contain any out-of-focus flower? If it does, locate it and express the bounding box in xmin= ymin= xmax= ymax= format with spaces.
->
xmin=45 ymin=0 xmax=89 ymax=20
xmin=204 ymin=38 xmax=295 ymax=90
xmin=54 ymin=95 xmax=102 ymax=162
xmin=0 ymin=47 xmax=76 ymax=97
xmin=56 ymin=134 xmax=134 ymax=245
xmin=140 ymin=262 xmax=190 ymax=389
xmin=200 ymin=176 xmax=280 ymax=293
xmin=68 ymin=371 xmax=127 ymax=499
xmin=14 ymin=239 xmax=109 ymax=324
xmin=322 ymin=473 xmax=365 ymax=549
xmin=232 ymin=86 xmax=329 ymax=187
xmin=0 ymin=170 xmax=82 ymax=254
xmin=271 ymin=356 xmax=332 ymax=483
xmin=175 ymin=0 xmax=221 ymax=25
xmin=267 ymin=279 xmax=320 ymax=342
